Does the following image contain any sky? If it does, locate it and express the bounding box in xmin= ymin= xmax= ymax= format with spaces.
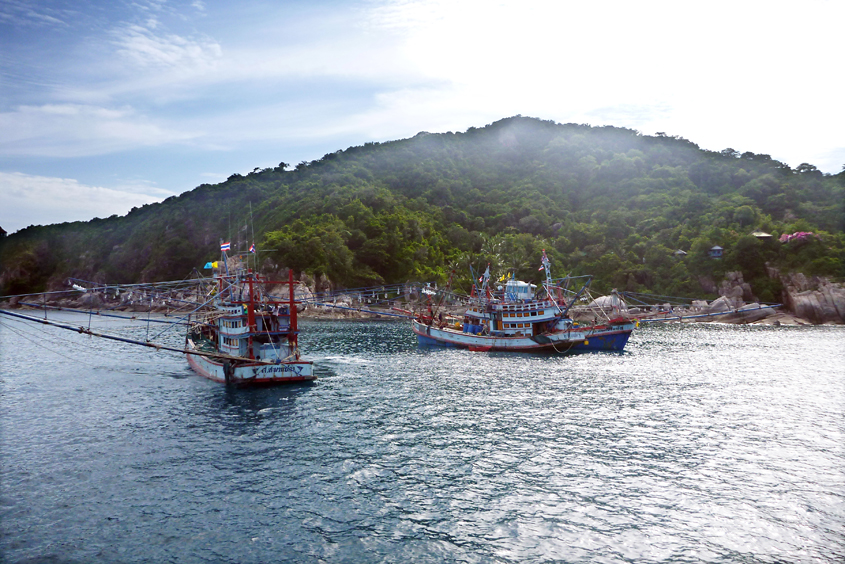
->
xmin=1 ymin=0 xmax=843 ymax=234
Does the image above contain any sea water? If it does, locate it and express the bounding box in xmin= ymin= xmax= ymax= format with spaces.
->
xmin=1 ymin=312 xmax=843 ymax=563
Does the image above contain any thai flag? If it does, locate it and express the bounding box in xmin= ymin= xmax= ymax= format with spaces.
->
xmin=249 ymin=243 xmax=256 ymax=253
xmin=220 ymin=242 xmax=231 ymax=251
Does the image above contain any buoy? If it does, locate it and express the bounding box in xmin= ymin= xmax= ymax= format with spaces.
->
xmin=583 ymin=340 xmax=589 ymax=346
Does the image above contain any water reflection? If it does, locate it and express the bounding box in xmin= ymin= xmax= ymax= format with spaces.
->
xmin=220 ymin=383 xmax=315 ymax=412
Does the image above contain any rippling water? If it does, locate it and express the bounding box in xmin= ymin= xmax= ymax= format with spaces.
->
xmin=1 ymin=312 xmax=843 ymax=563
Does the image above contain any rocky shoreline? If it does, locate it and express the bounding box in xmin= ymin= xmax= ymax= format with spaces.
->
xmin=712 ymin=271 xmax=845 ymax=325
xmin=1 ymin=294 xmax=831 ymax=327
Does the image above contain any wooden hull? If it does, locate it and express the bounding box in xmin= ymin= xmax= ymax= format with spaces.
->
xmin=186 ymin=340 xmax=314 ymax=387
xmin=412 ymin=320 xmax=588 ymax=353
xmin=412 ymin=319 xmax=634 ymax=354
xmin=575 ymin=325 xmax=634 ymax=351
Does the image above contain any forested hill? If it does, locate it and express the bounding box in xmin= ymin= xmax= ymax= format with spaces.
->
xmin=1 ymin=116 xmax=843 ymax=301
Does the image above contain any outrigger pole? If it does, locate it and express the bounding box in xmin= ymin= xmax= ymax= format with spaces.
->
xmin=560 ymin=276 xmax=592 ymax=318
xmin=0 ymin=309 xmax=246 ymax=363
xmin=16 ymin=302 xmax=194 ymax=325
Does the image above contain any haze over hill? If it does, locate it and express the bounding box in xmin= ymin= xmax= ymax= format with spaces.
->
xmin=2 ymin=1 xmax=843 ymax=236
xmin=1 ymin=117 xmax=843 ymax=304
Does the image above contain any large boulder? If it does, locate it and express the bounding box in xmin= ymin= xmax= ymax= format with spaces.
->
xmin=586 ymin=293 xmax=627 ymax=314
xmin=706 ymin=295 xmax=733 ymax=314
xmin=719 ymin=271 xmax=754 ymax=306
xmin=782 ymin=272 xmax=813 ymax=292
xmin=691 ymin=300 xmax=709 ymax=311
xmin=79 ymin=292 xmax=103 ymax=309
xmin=820 ymin=282 xmax=845 ymax=321
xmin=782 ymin=276 xmax=845 ymax=324
xmin=267 ymin=283 xmax=313 ymax=313
xmin=734 ymin=303 xmax=775 ymax=323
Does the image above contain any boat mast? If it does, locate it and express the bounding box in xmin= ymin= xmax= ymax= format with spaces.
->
xmin=246 ymin=274 xmax=256 ymax=359
xmin=539 ymin=249 xmax=562 ymax=314
xmin=561 ymin=276 xmax=592 ymax=317
xmin=431 ymin=269 xmax=454 ymax=320
xmin=478 ymin=264 xmax=491 ymax=302
xmin=249 ymin=201 xmax=255 ymax=272
xmin=289 ymin=269 xmax=298 ymax=358
xmin=220 ymin=239 xmax=230 ymax=278
xmin=541 ymin=249 xmax=552 ymax=291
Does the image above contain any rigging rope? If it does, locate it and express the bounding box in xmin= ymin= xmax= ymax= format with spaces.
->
xmin=0 ymin=310 xmax=244 ymax=363
xmin=0 ymin=319 xmax=102 ymax=366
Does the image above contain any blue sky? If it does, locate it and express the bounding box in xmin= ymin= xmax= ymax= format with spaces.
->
xmin=1 ymin=0 xmax=843 ymax=234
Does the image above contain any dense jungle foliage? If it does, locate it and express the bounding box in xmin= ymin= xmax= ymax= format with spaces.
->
xmin=1 ymin=116 xmax=843 ymax=301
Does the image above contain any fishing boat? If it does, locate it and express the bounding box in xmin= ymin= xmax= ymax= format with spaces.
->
xmin=412 ymin=251 xmax=635 ymax=353
xmin=186 ymin=253 xmax=314 ymax=386
xmin=0 ymin=249 xmax=314 ymax=387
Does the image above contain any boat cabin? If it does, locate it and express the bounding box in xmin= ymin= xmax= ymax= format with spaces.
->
xmin=215 ymin=293 xmax=296 ymax=362
xmin=502 ymin=280 xmax=536 ymax=302
xmin=463 ymin=296 xmax=567 ymax=338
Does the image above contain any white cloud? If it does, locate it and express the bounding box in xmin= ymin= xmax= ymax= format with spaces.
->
xmin=353 ymin=0 xmax=845 ymax=172
xmin=111 ymin=22 xmax=222 ymax=70
xmin=0 ymin=0 xmax=68 ymax=28
xmin=0 ymin=104 xmax=201 ymax=157
xmin=0 ymin=172 xmax=167 ymax=234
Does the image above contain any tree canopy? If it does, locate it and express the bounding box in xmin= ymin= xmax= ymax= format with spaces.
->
xmin=2 ymin=116 xmax=843 ymax=300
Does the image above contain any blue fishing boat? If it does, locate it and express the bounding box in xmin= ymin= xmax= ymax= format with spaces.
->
xmin=412 ymin=251 xmax=635 ymax=353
